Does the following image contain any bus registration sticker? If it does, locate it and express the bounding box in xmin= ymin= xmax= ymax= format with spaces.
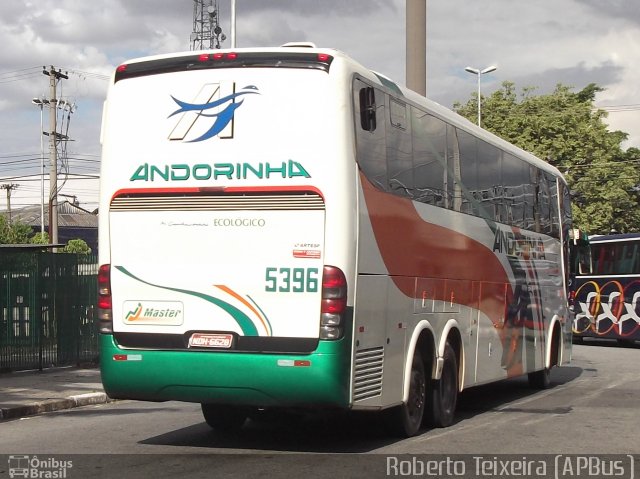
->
xmin=188 ymin=333 xmax=234 ymax=349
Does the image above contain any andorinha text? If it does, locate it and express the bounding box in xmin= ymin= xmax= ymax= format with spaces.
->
xmin=493 ymin=228 xmax=546 ymax=260
xmin=130 ymin=160 xmax=311 ymax=182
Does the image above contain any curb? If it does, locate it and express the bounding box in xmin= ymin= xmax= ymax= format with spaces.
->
xmin=0 ymin=392 xmax=112 ymax=421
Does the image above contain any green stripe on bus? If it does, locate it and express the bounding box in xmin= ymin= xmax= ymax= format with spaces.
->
xmin=114 ymin=265 xmax=259 ymax=336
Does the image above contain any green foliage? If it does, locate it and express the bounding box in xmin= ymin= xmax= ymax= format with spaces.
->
xmin=62 ymin=238 xmax=92 ymax=255
xmin=454 ymin=82 xmax=640 ymax=234
xmin=30 ymin=232 xmax=50 ymax=245
xmin=0 ymin=215 xmax=91 ymax=254
xmin=0 ymin=215 xmax=33 ymax=244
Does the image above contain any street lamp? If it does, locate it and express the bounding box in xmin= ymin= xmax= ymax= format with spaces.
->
xmin=464 ymin=65 xmax=497 ymax=127
xmin=31 ymin=97 xmax=49 ymax=236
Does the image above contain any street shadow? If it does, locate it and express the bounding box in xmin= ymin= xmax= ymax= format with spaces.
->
xmin=140 ymin=409 xmax=396 ymax=453
xmin=139 ymin=365 xmax=584 ymax=453
xmin=455 ymin=365 xmax=582 ymax=419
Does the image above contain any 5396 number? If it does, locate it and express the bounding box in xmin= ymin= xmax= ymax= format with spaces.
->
xmin=265 ymin=267 xmax=319 ymax=293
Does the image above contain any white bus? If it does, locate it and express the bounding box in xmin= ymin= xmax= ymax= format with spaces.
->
xmin=98 ymin=44 xmax=573 ymax=437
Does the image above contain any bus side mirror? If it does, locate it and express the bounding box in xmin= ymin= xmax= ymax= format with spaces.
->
xmin=359 ymin=87 xmax=377 ymax=132
xmin=569 ymin=228 xmax=592 ymax=275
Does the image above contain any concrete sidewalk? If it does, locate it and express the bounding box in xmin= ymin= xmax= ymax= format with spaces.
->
xmin=0 ymin=366 xmax=111 ymax=420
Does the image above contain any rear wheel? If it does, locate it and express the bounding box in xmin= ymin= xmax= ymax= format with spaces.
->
xmin=426 ymin=341 xmax=458 ymax=428
xmin=201 ymin=404 xmax=248 ymax=431
xmin=386 ymin=349 xmax=426 ymax=437
xmin=530 ymin=329 xmax=559 ymax=389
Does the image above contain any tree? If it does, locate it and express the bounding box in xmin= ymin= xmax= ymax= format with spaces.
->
xmin=0 ymin=215 xmax=33 ymax=244
xmin=30 ymin=232 xmax=49 ymax=245
xmin=0 ymin=216 xmax=92 ymax=254
xmin=454 ymin=82 xmax=640 ymax=234
xmin=62 ymin=238 xmax=92 ymax=255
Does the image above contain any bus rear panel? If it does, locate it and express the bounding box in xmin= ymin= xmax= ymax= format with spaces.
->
xmin=99 ymin=49 xmax=357 ymax=409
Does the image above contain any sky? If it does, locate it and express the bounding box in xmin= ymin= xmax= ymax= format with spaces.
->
xmin=1 ymin=0 xmax=639 ymax=213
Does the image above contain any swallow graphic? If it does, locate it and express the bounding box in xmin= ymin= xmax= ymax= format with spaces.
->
xmin=169 ymin=85 xmax=259 ymax=142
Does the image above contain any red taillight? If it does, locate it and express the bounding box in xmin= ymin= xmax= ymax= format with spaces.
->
xmin=210 ymin=52 xmax=237 ymax=61
xmin=321 ymin=298 xmax=347 ymax=314
xmin=98 ymin=264 xmax=113 ymax=332
xmin=317 ymin=53 xmax=331 ymax=62
xmin=320 ymin=266 xmax=347 ymax=339
xmin=321 ymin=266 xmax=347 ymax=299
xmin=116 ymin=64 xmax=127 ymax=72
xmin=198 ymin=53 xmax=210 ymax=61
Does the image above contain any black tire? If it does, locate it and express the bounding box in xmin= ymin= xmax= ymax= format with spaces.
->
xmin=426 ymin=341 xmax=458 ymax=428
xmin=201 ymin=404 xmax=248 ymax=431
xmin=385 ymin=349 xmax=426 ymax=437
xmin=530 ymin=330 xmax=559 ymax=389
xmin=528 ymin=367 xmax=551 ymax=389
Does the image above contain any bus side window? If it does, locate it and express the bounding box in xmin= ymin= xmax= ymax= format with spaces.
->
xmin=387 ymin=97 xmax=413 ymax=198
xmin=359 ymin=87 xmax=377 ymax=131
xmin=546 ymin=172 xmax=560 ymax=239
xmin=412 ymin=109 xmax=447 ymax=208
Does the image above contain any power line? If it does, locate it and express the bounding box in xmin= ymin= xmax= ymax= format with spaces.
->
xmin=0 ymin=66 xmax=42 ymax=75
xmin=65 ymin=68 xmax=110 ymax=81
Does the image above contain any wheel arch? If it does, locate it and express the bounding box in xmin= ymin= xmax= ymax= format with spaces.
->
xmin=546 ymin=315 xmax=563 ymax=368
xmin=439 ymin=319 xmax=464 ymax=392
xmin=403 ymin=319 xmax=465 ymax=402
xmin=403 ymin=320 xmax=435 ymax=403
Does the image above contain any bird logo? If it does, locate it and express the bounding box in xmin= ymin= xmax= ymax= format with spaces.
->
xmin=168 ymin=85 xmax=259 ymax=142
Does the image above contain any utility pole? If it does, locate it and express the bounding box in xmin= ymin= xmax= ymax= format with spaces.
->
xmin=31 ymin=97 xmax=49 ymax=235
xmin=406 ymin=0 xmax=427 ymax=96
xmin=1 ymin=183 xmax=19 ymax=225
xmin=230 ymin=0 xmax=236 ymax=48
xmin=42 ymin=65 xmax=68 ymax=247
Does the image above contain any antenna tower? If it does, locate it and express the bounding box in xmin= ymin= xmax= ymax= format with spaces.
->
xmin=190 ymin=0 xmax=226 ymax=50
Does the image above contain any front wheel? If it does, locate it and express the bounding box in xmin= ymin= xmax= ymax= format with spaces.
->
xmin=201 ymin=404 xmax=248 ymax=431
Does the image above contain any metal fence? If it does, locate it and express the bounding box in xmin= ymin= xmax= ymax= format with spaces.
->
xmin=0 ymin=251 xmax=98 ymax=372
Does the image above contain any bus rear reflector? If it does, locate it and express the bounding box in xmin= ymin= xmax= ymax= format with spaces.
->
xmin=320 ymin=266 xmax=347 ymax=340
xmin=277 ymin=359 xmax=311 ymax=367
xmin=113 ymin=354 xmax=142 ymax=361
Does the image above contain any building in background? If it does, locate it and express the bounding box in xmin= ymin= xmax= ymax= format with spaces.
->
xmin=3 ymin=201 xmax=98 ymax=254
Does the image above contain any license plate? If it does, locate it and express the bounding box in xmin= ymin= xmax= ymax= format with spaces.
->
xmin=188 ymin=333 xmax=233 ymax=349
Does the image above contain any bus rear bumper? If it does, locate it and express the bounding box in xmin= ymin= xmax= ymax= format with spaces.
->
xmin=99 ymin=334 xmax=351 ymax=408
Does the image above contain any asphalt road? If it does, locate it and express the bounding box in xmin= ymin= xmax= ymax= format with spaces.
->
xmin=0 ymin=341 xmax=638 ymax=478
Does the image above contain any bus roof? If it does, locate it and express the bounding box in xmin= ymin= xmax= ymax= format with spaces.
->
xmin=589 ymin=233 xmax=640 ymax=243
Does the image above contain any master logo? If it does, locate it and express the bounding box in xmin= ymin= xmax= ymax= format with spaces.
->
xmin=123 ymin=301 xmax=184 ymax=326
